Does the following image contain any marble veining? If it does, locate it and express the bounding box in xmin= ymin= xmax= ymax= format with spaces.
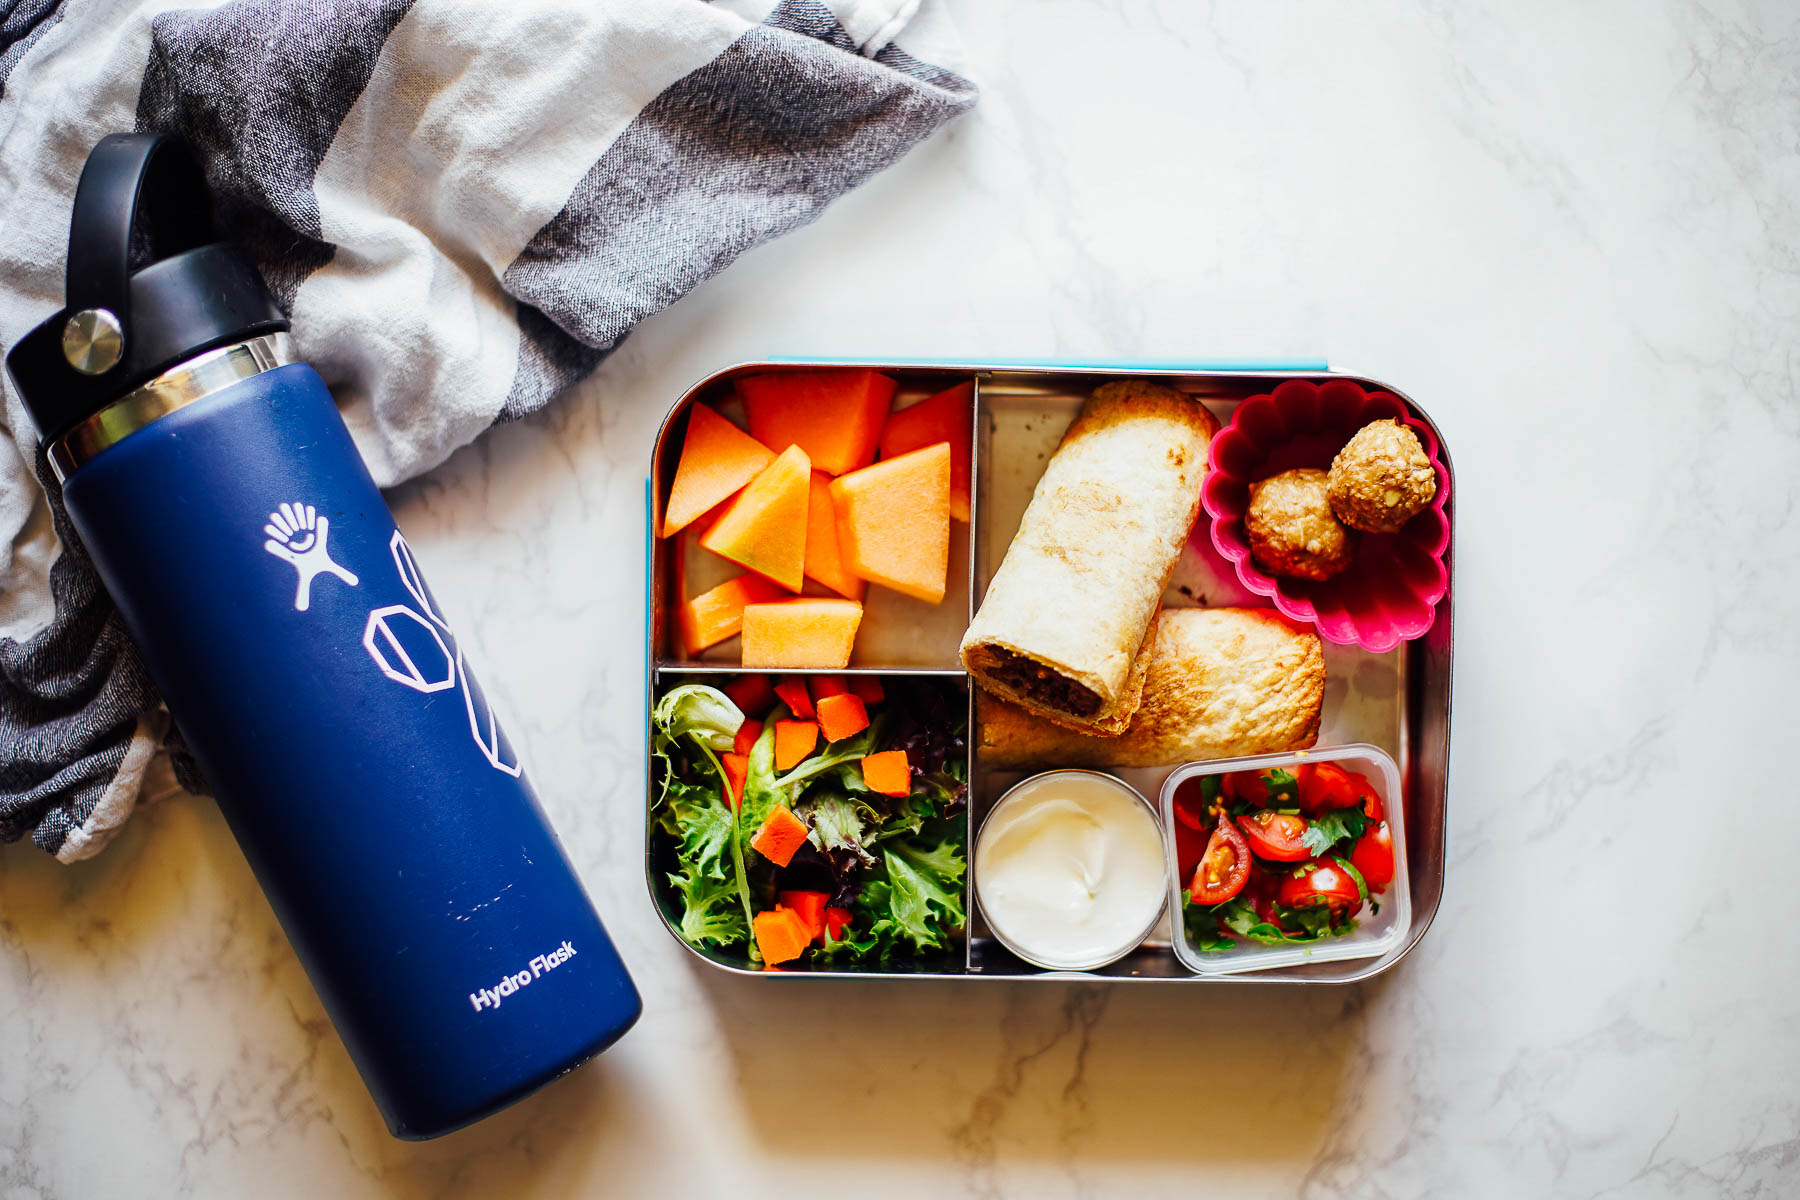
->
xmin=5 ymin=0 xmax=1799 ymax=1195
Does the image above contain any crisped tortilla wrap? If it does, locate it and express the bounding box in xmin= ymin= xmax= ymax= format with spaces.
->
xmin=975 ymin=607 xmax=1325 ymax=769
xmin=960 ymin=379 xmax=1219 ymax=733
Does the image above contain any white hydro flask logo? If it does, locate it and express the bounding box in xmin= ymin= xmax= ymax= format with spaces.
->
xmin=262 ymin=502 xmax=359 ymax=611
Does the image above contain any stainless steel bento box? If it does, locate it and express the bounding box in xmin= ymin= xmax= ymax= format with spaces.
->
xmin=645 ymin=362 xmax=1453 ymax=983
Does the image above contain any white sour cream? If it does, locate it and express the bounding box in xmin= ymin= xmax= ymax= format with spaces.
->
xmin=974 ymin=771 xmax=1168 ymax=970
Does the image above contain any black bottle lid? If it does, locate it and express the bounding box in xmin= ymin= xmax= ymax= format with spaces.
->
xmin=4 ymin=133 xmax=290 ymax=446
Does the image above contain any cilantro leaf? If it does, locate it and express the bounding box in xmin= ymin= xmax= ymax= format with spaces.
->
xmin=1213 ymin=896 xmax=1293 ymax=945
xmin=1300 ymin=806 xmax=1369 ymax=856
xmin=1262 ymin=767 xmax=1299 ymax=805
xmin=1181 ymin=895 xmax=1235 ymax=953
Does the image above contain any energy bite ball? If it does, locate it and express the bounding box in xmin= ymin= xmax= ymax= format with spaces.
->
xmin=1328 ymin=419 xmax=1437 ymax=534
xmin=1245 ymin=468 xmax=1356 ymax=582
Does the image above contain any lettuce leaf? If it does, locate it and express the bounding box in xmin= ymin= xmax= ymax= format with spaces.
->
xmin=801 ymin=789 xmax=880 ymax=866
xmin=668 ymin=866 xmax=748 ymax=947
xmin=652 ymin=684 xmax=743 ymax=753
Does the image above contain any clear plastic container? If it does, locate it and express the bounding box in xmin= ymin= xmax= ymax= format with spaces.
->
xmin=1161 ymin=744 xmax=1410 ymax=976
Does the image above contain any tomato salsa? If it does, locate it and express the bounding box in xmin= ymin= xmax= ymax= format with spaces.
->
xmin=1172 ymin=761 xmax=1396 ymax=952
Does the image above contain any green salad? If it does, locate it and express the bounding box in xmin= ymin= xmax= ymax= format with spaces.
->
xmin=651 ymin=673 xmax=967 ymax=968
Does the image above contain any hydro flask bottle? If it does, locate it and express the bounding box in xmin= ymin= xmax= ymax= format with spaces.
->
xmin=5 ymin=134 xmax=640 ymax=1138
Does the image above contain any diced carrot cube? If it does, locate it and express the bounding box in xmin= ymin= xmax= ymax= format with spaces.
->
xmin=678 ymin=574 xmax=788 ymax=653
xmin=732 ymin=720 xmax=764 ymax=757
xmin=815 ymin=693 xmax=869 ymax=743
xmin=661 ymin=403 xmax=776 ymax=537
xmin=749 ymin=804 xmax=810 ymax=867
xmin=778 ymin=890 xmax=831 ymax=942
xmin=753 ymin=907 xmax=812 ymax=965
xmin=848 ymin=676 xmax=885 ymax=705
xmin=738 ymin=370 xmax=897 ymax=476
xmin=741 ymin=599 xmax=863 ymax=669
xmin=773 ymin=676 xmax=815 ymax=719
xmin=803 ymin=471 xmax=866 ymax=601
xmin=723 ymin=674 xmax=777 ymax=717
xmin=860 ymin=750 xmax=911 ymax=798
xmin=719 ymin=752 xmax=749 ymax=810
xmin=699 ymin=445 xmax=811 ymax=592
xmin=774 ymin=719 xmax=819 ymax=771
xmin=880 ymin=381 xmax=973 ymax=521
xmin=830 ymin=443 xmax=950 ymax=604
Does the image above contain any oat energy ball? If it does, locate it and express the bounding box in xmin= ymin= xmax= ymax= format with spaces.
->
xmin=1245 ymin=468 xmax=1356 ymax=582
xmin=1328 ymin=419 xmax=1438 ymax=534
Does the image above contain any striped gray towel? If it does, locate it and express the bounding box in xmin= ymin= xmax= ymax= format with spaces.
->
xmin=0 ymin=0 xmax=975 ymax=860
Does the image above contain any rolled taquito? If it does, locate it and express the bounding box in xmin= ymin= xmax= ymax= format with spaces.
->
xmin=960 ymin=379 xmax=1219 ymax=733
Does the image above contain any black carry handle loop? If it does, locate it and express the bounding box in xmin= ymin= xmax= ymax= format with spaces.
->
xmin=64 ymin=133 xmax=213 ymax=361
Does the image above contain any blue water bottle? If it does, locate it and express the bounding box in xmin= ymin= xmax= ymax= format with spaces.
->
xmin=5 ymin=134 xmax=640 ymax=1138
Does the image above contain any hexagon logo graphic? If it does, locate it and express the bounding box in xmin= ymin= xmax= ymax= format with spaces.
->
xmin=363 ymin=605 xmax=455 ymax=693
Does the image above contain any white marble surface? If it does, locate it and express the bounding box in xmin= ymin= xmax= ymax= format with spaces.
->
xmin=6 ymin=1 xmax=1800 ymax=1195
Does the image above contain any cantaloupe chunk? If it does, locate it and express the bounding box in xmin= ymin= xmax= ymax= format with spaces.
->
xmin=880 ymin=382 xmax=973 ymax=521
xmin=750 ymin=805 xmax=810 ymax=867
xmin=699 ymin=445 xmax=811 ymax=591
xmin=738 ymin=370 xmax=896 ymax=476
xmin=860 ymin=750 xmax=911 ymax=798
xmin=661 ymin=404 xmax=776 ymax=537
xmin=815 ymin=693 xmax=869 ymax=743
xmin=678 ymin=574 xmax=788 ymax=653
xmin=740 ymin=599 xmax=863 ymax=669
xmin=803 ymin=471 xmax=865 ymax=601
xmin=829 ymin=443 xmax=950 ymax=604
xmin=752 ymin=906 xmax=811 ymax=965
xmin=773 ymin=719 xmax=819 ymax=770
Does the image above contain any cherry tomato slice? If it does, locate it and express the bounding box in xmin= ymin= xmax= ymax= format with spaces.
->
xmin=1189 ymin=816 xmax=1251 ymax=905
xmin=1173 ymin=815 xmax=1207 ymax=881
xmin=1296 ymin=762 xmax=1357 ymax=813
xmin=1226 ymin=768 xmax=1301 ymax=808
xmin=1277 ymin=859 xmax=1362 ymax=913
xmin=1237 ymin=810 xmax=1312 ymax=862
xmin=1349 ymin=821 xmax=1395 ymax=888
xmin=1361 ymin=780 xmax=1385 ymax=822
xmin=1171 ymin=776 xmax=1211 ymax=830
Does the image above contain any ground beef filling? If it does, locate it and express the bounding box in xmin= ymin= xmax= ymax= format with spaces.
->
xmin=972 ymin=646 xmax=1104 ymax=718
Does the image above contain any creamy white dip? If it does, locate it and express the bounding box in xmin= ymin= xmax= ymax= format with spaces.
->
xmin=974 ymin=771 xmax=1167 ymax=969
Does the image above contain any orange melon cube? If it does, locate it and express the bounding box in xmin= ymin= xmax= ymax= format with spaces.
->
xmin=738 ymin=370 xmax=896 ymax=476
xmin=773 ymin=719 xmax=819 ymax=770
xmin=677 ymin=574 xmax=788 ymax=653
xmin=815 ymin=693 xmax=869 ymax=743
xmin=661 ymin=404 xmax=776 ymax=537
xmin=752 ymin=907 xmax=811 ymax=965
xmin=860 ymin=750 xmax=911 ymax=798
xmin=803 ymin=471 xmax=866 ymax=601
xmin=749 ymin=805 xmax=810 ymax=867
xmin=740 ymin=599 xmax=863 ymax=669
xmin=880 ymin=382 xmax=973 ymax=521
xmin=699 ymin=445 xmax=811 ymax=591
xmin=829 ymin=442 xmax=950 ymax=604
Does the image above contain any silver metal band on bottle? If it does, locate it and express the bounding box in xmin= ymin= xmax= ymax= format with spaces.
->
xmin=46 ymin=331 xmax=294 ymax=483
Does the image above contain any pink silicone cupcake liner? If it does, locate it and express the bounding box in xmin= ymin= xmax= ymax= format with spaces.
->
xmin=1201 ymin=379 xmax=1451 ymax=652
